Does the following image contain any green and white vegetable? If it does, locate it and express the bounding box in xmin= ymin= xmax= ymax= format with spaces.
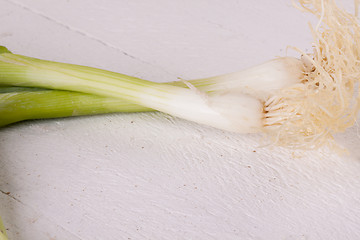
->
xmin=3 ymin=0 xmax=360 ymax=239
xmin=1 ymin=0 xmax=360 ymax=151
xmin=0 ymin=56 xmax=301 ymax=131
xmin=0 ymin=48 xmax=303 ymax=135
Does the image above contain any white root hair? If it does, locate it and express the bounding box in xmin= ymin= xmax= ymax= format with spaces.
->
xmin=264 ymin=0 xmax=360 ymax=149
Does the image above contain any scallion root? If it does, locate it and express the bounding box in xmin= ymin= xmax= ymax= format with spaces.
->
xmin=263 ymin=0 xmax=360 ymax=149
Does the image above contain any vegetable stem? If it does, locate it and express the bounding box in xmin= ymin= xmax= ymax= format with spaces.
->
xmin=0 ymin=87 xmax=153 ymax=127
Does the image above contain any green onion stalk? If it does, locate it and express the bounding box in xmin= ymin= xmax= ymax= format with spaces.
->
xmin=0 ymin=85 xmax=153 ymax=127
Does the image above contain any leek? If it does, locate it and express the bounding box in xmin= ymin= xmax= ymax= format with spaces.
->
xmin=1 ymin=0 xmax=360 ymax=149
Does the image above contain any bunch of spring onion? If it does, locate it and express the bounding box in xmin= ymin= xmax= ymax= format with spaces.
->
xmin=1 ymin=0 xmax=360 ymax=150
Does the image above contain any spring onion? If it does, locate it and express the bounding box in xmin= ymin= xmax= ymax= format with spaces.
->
xmin=0 ymin=56 xmax=301 ymax=128
xmin=1 ymin=0 xmax=360 ymax=149
xmin=0 ymin=48 xmax=304 ymax=132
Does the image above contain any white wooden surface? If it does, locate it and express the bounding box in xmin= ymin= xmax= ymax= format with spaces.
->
xmin=1 ymin=0 xmax=360 ymax=239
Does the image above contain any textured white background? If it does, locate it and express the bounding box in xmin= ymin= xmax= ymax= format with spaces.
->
xmin=0 ymin=0 xmax=360 ymax=239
